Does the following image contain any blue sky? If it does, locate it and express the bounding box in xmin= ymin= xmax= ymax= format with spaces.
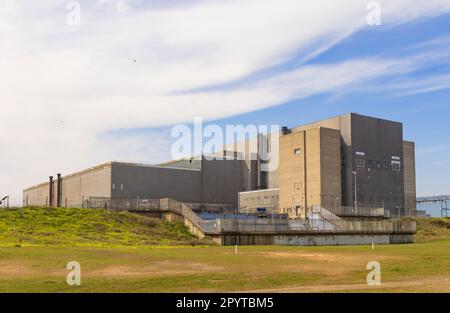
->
xmin=1 ymin=1 xmax=450 ymax=205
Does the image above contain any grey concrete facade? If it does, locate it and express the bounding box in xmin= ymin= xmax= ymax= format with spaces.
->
xmin=111 ymin=162 xmax=202 ymax=203
xmin=23 ymin=113 xmax=416 ymax=217
xmin=201 ymin=157 xmax=245 ymax=206
xmin=230 ymin=113 xmax=416 ymax=216
xmin=214 ymin=233 xmax=414 ymax=246
xmin=238 ymin=188 xmax=279 ymax=213
xmin=349 ymin=114 xmax=406 ymax=215
xmin=403 ymin=141 xmax=417 ymax=214
xmin=23 ymin=158 xmax=245 ymax=208
xmin=290 ymin=113 xmax=407 ymax=214
xmin=23 ymin=163 xmax=112 ymax=207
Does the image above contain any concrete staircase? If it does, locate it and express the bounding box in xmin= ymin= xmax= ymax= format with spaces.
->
xmin=310 ymin=205 xmax=344 ymax=230
xmin=158 ymin=198 xmax=206 ymax=238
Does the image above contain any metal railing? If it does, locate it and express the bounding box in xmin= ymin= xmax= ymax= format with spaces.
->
xmin=311 ymin=205 xmax=344 ymax=229
xmin=87 ymin=197 xmax=226 ymax=229
xmin=162 ymin=199 xmax=202 ymax=228
xmin=84 ymin=197 xmax=160 ymax=210
xmin=206 ymin=218 xmax=416 ymax=235
xmin=327 ymin=205 xmax=385 ymax=218
xmin=86 ymin=197 xmax=206 ymax=233
xmin=84 ymin=197 xmax=416 ymax=236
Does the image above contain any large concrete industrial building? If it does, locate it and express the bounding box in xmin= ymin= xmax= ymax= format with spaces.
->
xmin=238 ymin=113 xmax=417 ymax=218
xmin=23 ymin=113 xmax=417 ymax=218
xmin=23 ymin=158 xmax=244 ymax=209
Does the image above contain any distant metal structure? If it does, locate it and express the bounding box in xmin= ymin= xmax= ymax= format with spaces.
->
xmin=0 ymin=196 xmax=9 ymax=208
xmin=416 ymin=195 xmax=450 ymax=217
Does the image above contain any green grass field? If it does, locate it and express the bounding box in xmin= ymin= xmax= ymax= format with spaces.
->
xmin=0 ymin=207 xmax=449 ymax=293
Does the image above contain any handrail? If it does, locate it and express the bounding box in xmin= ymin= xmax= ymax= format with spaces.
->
xmin=328 ymin=206 xmax=385 ymax=217
xmin=211 ymin=218 xmax=416 ymax=234
xmin=311 ymin=206 xmax=344 ymax=229
xmin=160 ymin=198 xmax=205 ymax=232
xmin=84 ymin=197 xmax=416 ymax=235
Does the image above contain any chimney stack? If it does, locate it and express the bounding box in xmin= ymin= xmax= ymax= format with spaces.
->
xmin=56 ymin=173 xmax=62 ymax=208
xmin=49 ymin=176 xmax=54 ymax=207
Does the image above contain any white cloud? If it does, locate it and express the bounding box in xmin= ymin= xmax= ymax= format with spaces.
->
xmin=1 ymin=0 xmax=450 ymax=205
xmin=416 ymin=144 xmax=450 ymax=155
xmin=388 ymin=73 xmax=450 ymax=95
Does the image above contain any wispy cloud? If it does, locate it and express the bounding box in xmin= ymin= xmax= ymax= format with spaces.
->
xmin=388 ymin=73 xmax=450 ymax=96
xmin=416 ymin=144 xmax=450 ymax=155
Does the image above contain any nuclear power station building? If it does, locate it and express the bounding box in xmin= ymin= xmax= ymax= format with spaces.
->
xmin=24 ymin=113 xmax=417 ymax=219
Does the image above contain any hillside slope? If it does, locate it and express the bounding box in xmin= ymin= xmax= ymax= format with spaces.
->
xmin=413 ymin=217 xmax=450 ymax=242
xmin=0 ymin=207 xmax=211 ymax=247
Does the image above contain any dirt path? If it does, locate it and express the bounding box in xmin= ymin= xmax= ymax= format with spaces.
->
xmin=240 ymin=275 xmax=450 ymax=293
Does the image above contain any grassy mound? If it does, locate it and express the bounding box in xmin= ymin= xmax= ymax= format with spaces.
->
xmin=414 ymin=217 xmax=450 ymax=242
xmin=0 ymin=207 xmax=211 ymax=247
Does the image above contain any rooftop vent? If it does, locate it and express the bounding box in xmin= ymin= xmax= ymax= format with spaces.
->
xmin=281 ymin=126 xmax=291 ymax=135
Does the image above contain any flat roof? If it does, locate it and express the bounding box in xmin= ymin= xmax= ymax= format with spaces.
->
xmin=239 ymin=188 xmax=279 ymax=195
xmin=111 ymin=161 xmax=201 ymax=172
xmin=23 ymin=162 xmax=113 ymax=191
xmin=23 ymin=160 xmax=201 ymax=191
xmin=290 ymin=113 xmax=402 ymax=132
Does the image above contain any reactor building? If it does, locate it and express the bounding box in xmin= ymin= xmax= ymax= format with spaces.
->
xmin=23 ymin=113 xmax=417 ymax=218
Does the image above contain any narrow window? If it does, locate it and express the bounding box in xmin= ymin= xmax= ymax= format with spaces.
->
xmin=391 ymin=161 xmax=401 ymax=172
xmin=356 ymin=158 xmax=365 ymax=168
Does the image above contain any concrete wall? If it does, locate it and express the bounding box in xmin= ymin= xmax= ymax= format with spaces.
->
xmin=111 ymin=162 xmax=202 ymax=204
xmin=215 ymin=233 xmax=412 ymax=246
xmin=23 ymin=182 xmax=50 ymax=206
xmin=61 ymin=163 xmax=112 ymax=207
xmin=201 ymin=157 xmax=245 ymax=206
xmin=222 ymin=133 xmax=279 ymax=192
xmin=291 ymin=114 xmax=352 ymax=206
xmin=24 ymin=163 xmax=112 ymax=207
xmin=224 ymin=136 xmax=259 ymax=192
xmin=350 ymin=114 xmax=405 ymax=214
xmin=24 ymin=159 xmax=244 ymax=208
xmin=112 ymin=159 xmax=246 ymax=207
xmin=279 ymin=127 xmax=341 ymax=218
xmin=290 ymin=113 xmax=407 ymax=213
xmin=403 ymin=141 xmax=417 ymax=214
xmin=279 ymin=130 xmax=307 ymax=218
xmin=157 ymin=157 xmax=202 ymax=170
xmin=160 ymin=211 xmax=205 ymax=239
xmin=319 ymin=127 xmax=343 ymax=210
xmin=306 ymin=129 xmax=322 ymax=211
xmin=238 ymin=188 xmax=279 ymax=213
xmin=274 ymin=234 xmax=391 ymax=246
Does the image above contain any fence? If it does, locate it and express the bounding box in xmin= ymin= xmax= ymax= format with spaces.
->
xmin=311 ymin=205 xmax=344 ymax=229
xmin=207 ymin=218 xmax=416 ymax=234
xmin=156 ymin=199 xmax=200 ymax=228
xmin=87 ymin=197 xmax=207 ymax=235
xmin=84 ymin=197 xmax=160 ymax=210
xmin=204 ymin=205 xmax=415 ymax=234
xmin=84 ymin=197 xmax=416 ymax=235
xmin=327 ymin=205 xmax=386 ymax=218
